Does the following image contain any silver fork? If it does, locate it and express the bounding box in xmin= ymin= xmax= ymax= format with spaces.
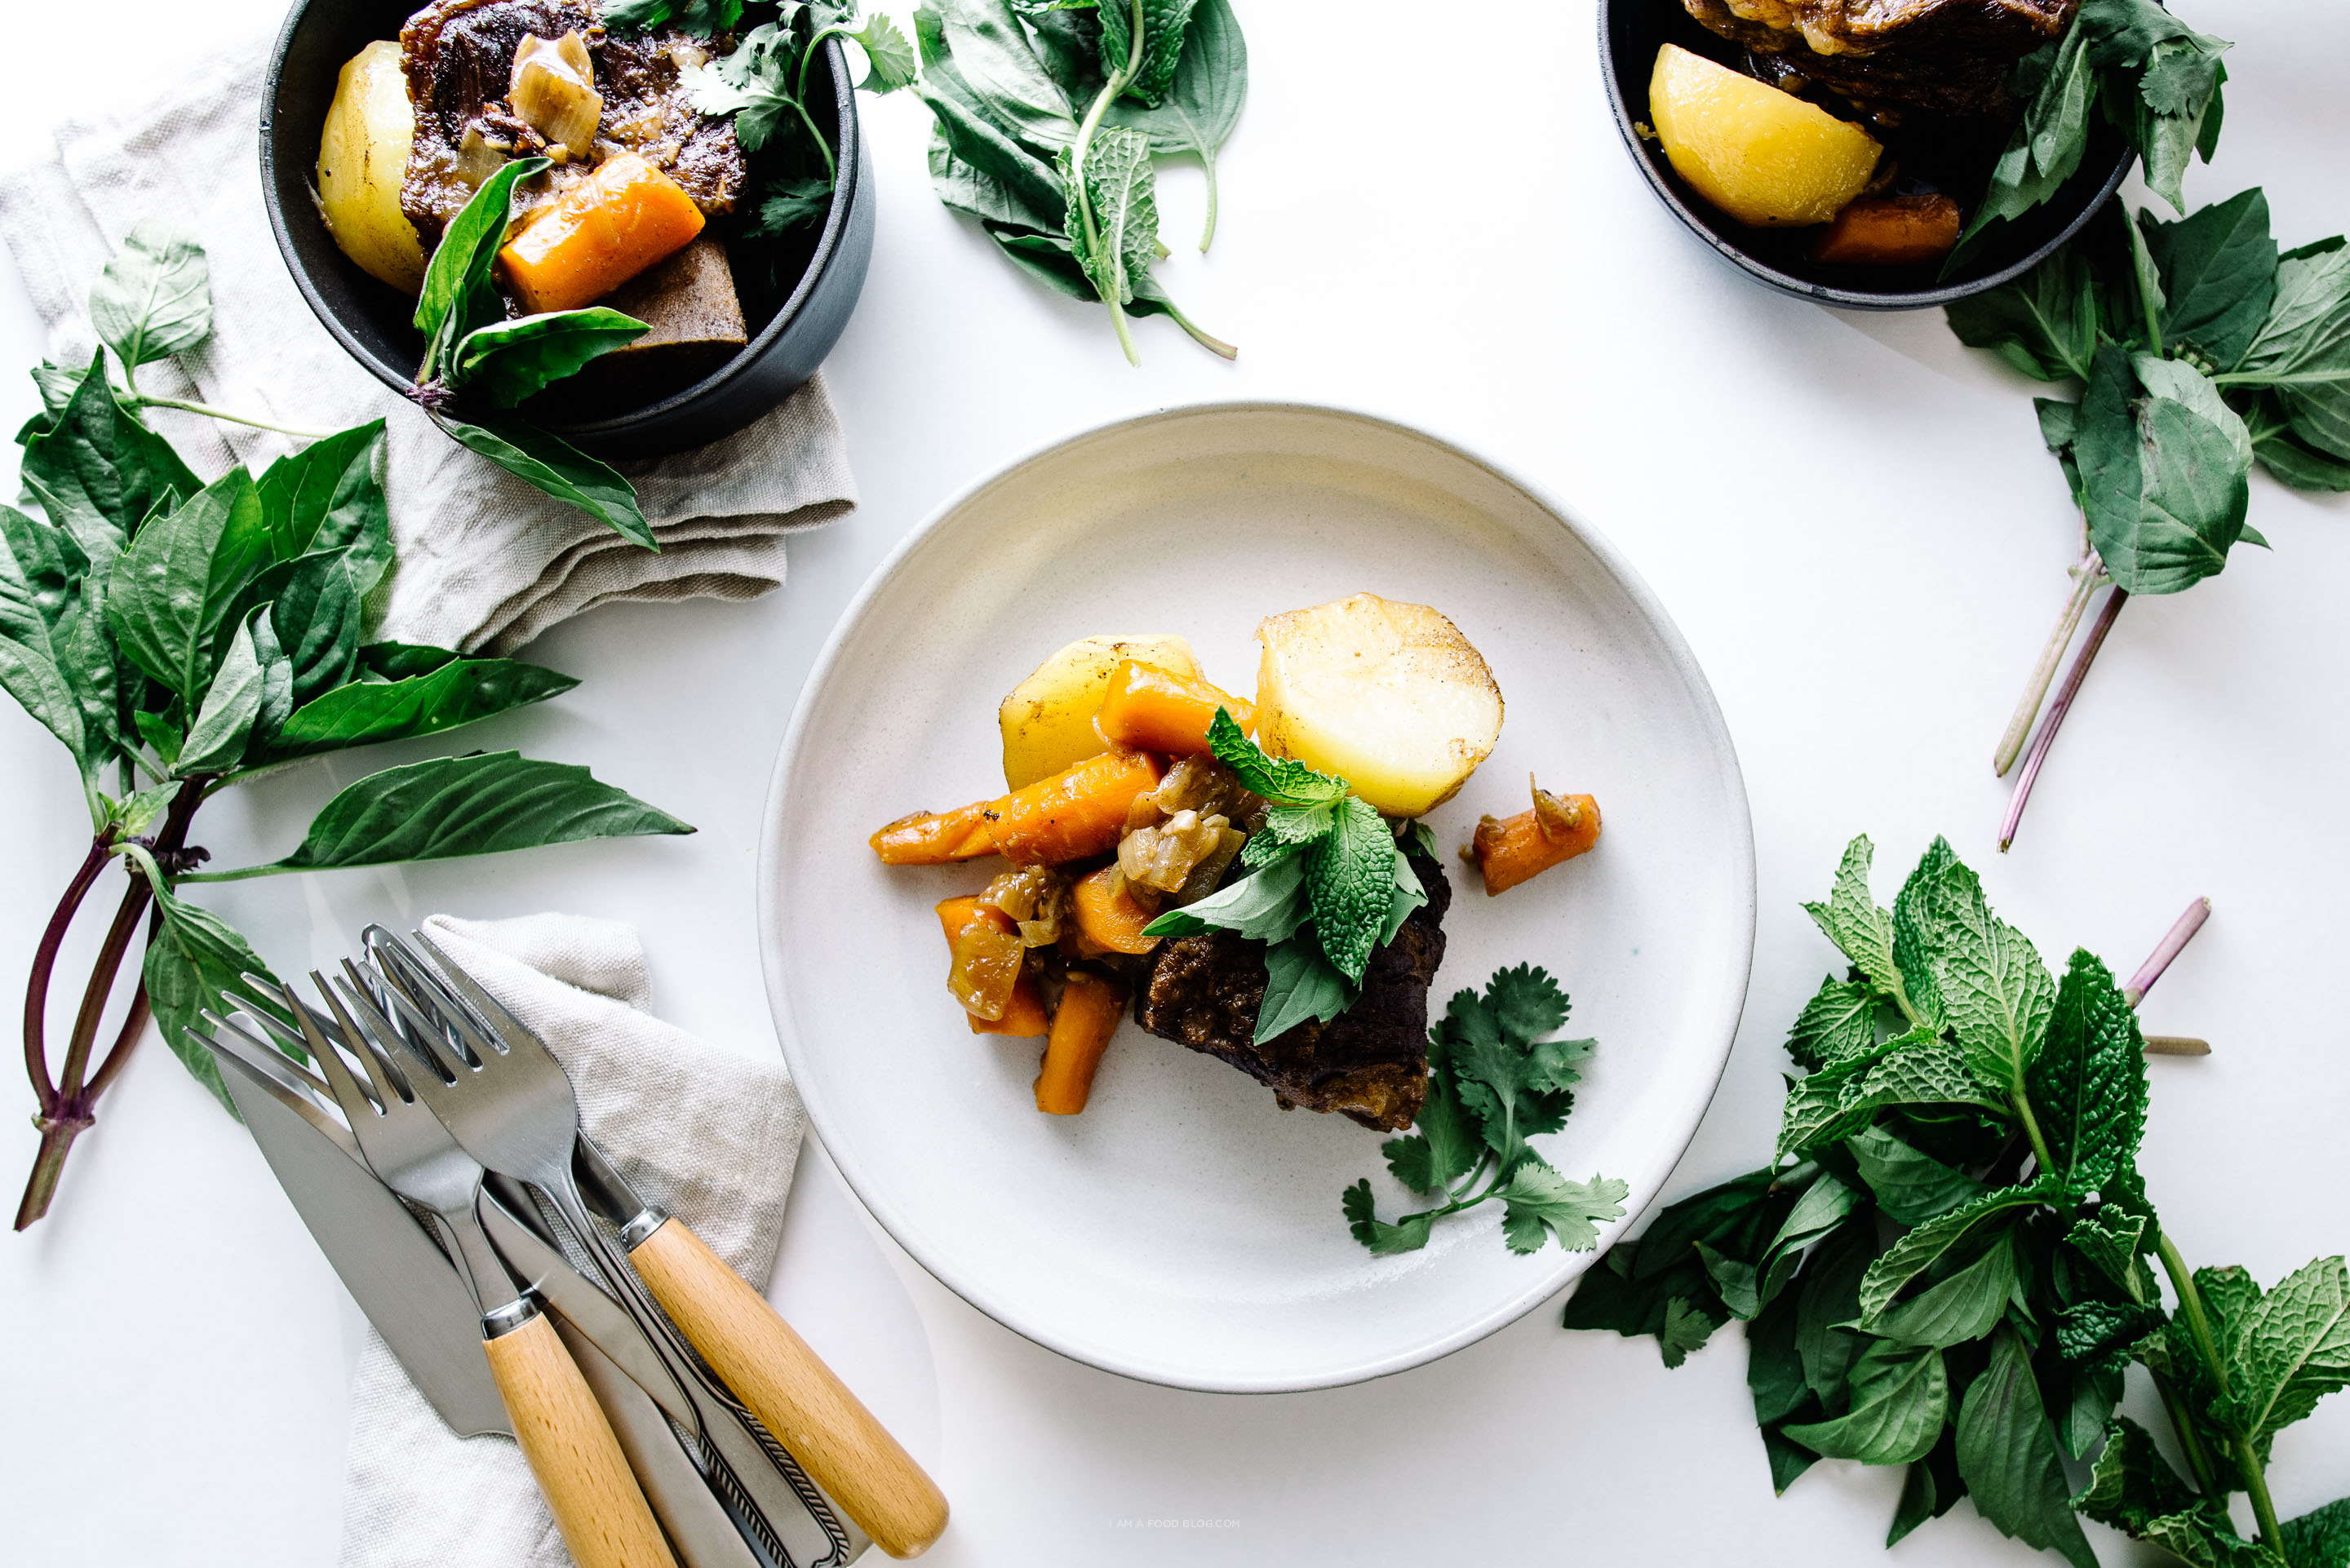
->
xmin=361 ymin=927 xmax=947 ymax=1560
xmin=287 ymin=968 xmax=679 ymax=1568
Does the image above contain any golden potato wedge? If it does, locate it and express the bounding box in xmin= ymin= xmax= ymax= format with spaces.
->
xmin=1254 ymin=594 xmax=1502 ymax=817
xmin=318 ymin=40 xmax=427 ymax=295
xmin=1648 ymin=43 xmax=1882 ymax=228
xmin=999 ymin=635 xmax=1202 ymax=789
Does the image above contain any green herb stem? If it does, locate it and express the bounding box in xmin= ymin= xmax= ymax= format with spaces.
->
xmin=789 ymin=31 xmax=841 ymax=184
xmin=2148 ymin=1363 xmax=2226 ymax=1496
xmin=2006 ymin=1088 xmax=2058 ymax=1180
xmin=2156 ymin=1228 xmax=2286 ymax=1552
xmin=1071 ymin=0 xmax=1147 ymax=363
xmin=128 ymin=395 xmax=330 ymax=441
xmin=1198 ymin=151 xmax=1219 ymax=253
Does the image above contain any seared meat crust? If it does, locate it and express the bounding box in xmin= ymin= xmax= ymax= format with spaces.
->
xmin=398 ymin=0 xmax=747 ymax=248
xmin=1136 ymin=851 xmax=1452 ymax=1132
xmin=1682 ymin=0 xmax=2077 ymax=124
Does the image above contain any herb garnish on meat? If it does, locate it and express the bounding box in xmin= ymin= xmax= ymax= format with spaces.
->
xmin=1143 ymin=710 xmax=1426 ymax=1043
xmin=1344 ymin=963 xmax=1629 ymax=1259
xmin=1566 ymin=835 xmax=2350 ymax=1567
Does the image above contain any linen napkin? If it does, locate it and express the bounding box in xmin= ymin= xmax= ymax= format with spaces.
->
xmin=339 ymin=912 xmax=807 ymax=1568
xmin=0 ymin=37 xmax=856 ymax=656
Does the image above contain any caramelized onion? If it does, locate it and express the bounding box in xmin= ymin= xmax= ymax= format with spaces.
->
xmin=510 ymin=32 xmax=603 ymax=161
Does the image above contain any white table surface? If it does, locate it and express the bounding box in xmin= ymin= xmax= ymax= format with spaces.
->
xmin=3 ymin=2 xmax=2345 ymax=1563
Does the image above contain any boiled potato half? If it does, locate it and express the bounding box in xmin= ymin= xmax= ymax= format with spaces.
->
xmin=999 ymin=635 xmax=1202 ymax=789
xmin=1254 ymin=594 xmax=1502 ymax=818
xmin=318 ymin=40 xmax=427 ymax=295
xmin=1648 ymin=43 xmax=1882 ymax=227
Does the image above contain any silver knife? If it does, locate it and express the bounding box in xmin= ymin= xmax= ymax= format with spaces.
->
xmin=208 ymin=1029 xmax=771 ymax=1568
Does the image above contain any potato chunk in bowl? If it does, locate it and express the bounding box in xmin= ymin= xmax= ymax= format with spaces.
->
xmin=1253 ymin=594 xmax=1502 ymax=817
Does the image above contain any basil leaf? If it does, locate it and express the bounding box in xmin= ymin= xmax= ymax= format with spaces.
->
xmin=29 ymin=359 xmax=82 ymax=421
xmin=921 ymin=61 xmax=1069 ymax=228
xmin=1103 ymin=0 xmax=1243 ymax=249
xmin=1951 ymin=22 xmax=2094 ymax=268
xmin=1864 ymin=1231 xmax=2020 ymax=1349
xmin=1255 ymin=928 xmax=1353 ymax=1043
xmin=2247 ymin=395 xmax=2350 ymax=490
xmin=429 ymin=413 xmax=654 ymax=550
xmin=451 ymin=308 xmax=650 ymax=408
xmin=105 ymin=467 xmax=271 ymax=708
xmin=1780 ymin=1340 xmax=1949 ymax=1465
xmin=255 ymin=420 xmax=391 ymax=589
xmin=264 ymin=658 xmax=578 ymax=760
xmin=201 ymin=751 xmax=691 ymax=876
xmin=0 ymin=503 xmax=91 ymax=765
xmin=2230 ymin=244 xmax=2350 ymax=460
xmin=249 ymin=611 xmax=294 ymax=752
xmin=88 ymin=219 xmax=211 ymax=372
xmin=1097 ymin=0 xmax=1197 ymax=107
xmin=1954 ymin=1326 xmax=2099 ymax=1568
xmin=934 ymin=0 xmax=1076 ymax=154
xmin=2138 ymin=188 xmax=2275 ymax=370
xmin=1145 ymin=850 xmax=1307 ymax=941
xmin=2077 ymin=346 xmax=2252 ymax=594
xmin=241 ymin=547 xmax=362 ymax=709
xmin=1858 ymin=1179 xmax=2063 ymax=1322
xmin=415 ymin=157 xmax=549 ymax=346
xmin=357 ymin=640 xmax=459 ymax=680
xmin=1764 ymin=1172 xmax=1857 ymax=1259
xmin=1944 ymin=243 xmax=2099 ymax=383
xmin=144 ymin=884 xmax=289 ymax=1115
xmin=175 ymin=615 xmax=267 ymax=775
xmin=1848 ymin=1125 xmax=1987 ymax=1226
xmin=22 ymin=357 xmax=202 ymax=558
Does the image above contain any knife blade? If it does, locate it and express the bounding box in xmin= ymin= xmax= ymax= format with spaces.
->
xmin=216 ymin=1044 xmax=509 ymax=1437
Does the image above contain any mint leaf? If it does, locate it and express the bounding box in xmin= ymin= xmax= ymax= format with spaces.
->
xmin=2066 ymin=1206 xmax=2150 ymax=1291
xmin=2027 ymin=949 xmax=2148 ymax=1194
xmin=2283 ymin=1499 xmax=2350 ymax=1568
xmin=1957 ymin=1326 xmax=2099 ymax=1568
xmin=1858 ymin=1177 xmax=2064 ymax=1322
xmin=1061 ymin=126 xmax=1158 ymax=308
xmin=1306 ymin=796 xmax=1392 ymax=985
xmin=1781 ymin=1340 xmax=1948 ymax=1465
xmin=1496 ymin=1166 xmax=1626 ymax=1256
xmin=1254 ymin=928 xmax=1352 ymax=1043
xmin=1786 ymin=976 xmax=1878 ymax=1072
xmin=1890 ymin=836 xmax=1959 ymax=1029
xmin=1896 ymin=846 xmax=2058 ymax=1103
xmin=1777 ymin=1027 xmax=2002 ymax=1160
xmin=2215 ymin=1256 xmax=2350 ymax=1450
xmin=1206 ymin=706 xmax=1346 ymax=807
xmin=1097 ymin=0 xmax=1199 ymax=106
xmin=1803 ymin=835 xmax=1909 ymax=1010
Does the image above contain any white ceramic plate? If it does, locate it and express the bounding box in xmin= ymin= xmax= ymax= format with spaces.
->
xmin=757 ymin=405 xmax=1754 ymax=1392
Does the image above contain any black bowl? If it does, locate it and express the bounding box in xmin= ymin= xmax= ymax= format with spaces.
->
xmin=260 ymin=0 xmax=873 ymax=458
xmin=1598 ymin=0 xmax=2130 ymax=309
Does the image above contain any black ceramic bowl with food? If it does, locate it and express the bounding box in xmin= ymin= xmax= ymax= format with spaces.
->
xmin=260 ymin=0 xmax=872 ymax=459
xmin=1598 ymin=0 xmax=2130 ymax=309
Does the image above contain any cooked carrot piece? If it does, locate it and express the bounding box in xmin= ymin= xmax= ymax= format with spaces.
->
xmin=1470 ymin=782 xmax=1602 ymax=896
xmin=498 ymin=153 xmax=706 ymax=314
xmin=872 ymin=801 xmax=997 ymax=865
xmin=987 ymin=749 xmax=1163 ymax=866
xmin=1095 ymin=661 xmax=1254 ymax=755
xmin=933 ymin=895 xmax=1049 ymax=1034
xmin=971 ymin=977 xmax=1049 ymax=1037
xmin=1071 ymin=865 xmax=1159 ymax=955
xmin=1811 ymin=194 xmax=1961 ymax=267
xmin=1034 ymin=971 xmax=1128 ymax=1114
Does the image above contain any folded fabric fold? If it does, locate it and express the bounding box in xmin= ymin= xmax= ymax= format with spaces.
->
xmin=337 ymin=912 xmax=806 ymax=1568
xmin=0 ymin=38 xmax=855 ymax=656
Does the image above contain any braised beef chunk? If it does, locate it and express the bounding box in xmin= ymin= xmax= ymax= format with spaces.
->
xmin=1136 ymin=852 xmax=1452 ymax=1133
xmin=399 ymin=0 xmax=747 ymax=248
xmin=1682 ymin=0 xmax=2077 ymax=125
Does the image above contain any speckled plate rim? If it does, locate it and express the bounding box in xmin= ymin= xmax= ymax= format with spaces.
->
xmin=754 ymin=401 xmax=1758 ymax=1392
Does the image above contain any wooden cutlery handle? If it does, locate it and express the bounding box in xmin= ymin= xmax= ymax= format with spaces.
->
xmin=630 ymin=1216 xmax=949 ymax=1557
xmin=484 ymin=1310 xmax=680 ymax=1568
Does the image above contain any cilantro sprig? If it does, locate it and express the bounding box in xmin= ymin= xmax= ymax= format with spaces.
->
xmin=1566 ymin=835 xmax=2349 ymax=1568
xmin=1345 ymin=964 xmax=1628 ymax=1259
xmin=1143 ymin=710 xmax=1426 ymax=1043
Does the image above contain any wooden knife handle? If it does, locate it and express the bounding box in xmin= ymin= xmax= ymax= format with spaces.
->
xmin=629 ymin=1216 xmax=949 ymax=1557
xmin=483 ymin=1310 xmax=680 ymax=1568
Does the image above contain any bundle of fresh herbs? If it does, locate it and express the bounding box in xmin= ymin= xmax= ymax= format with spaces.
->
xmin=3 ymin=227 xmax=691 ymax=1229
xmin=1342 ymin=963 xmax=1629 ymax=1260
xmin=912 ymin=0 xmax=1245 ymax=365
xmin=1564 ymin=835 xmax=2348 ymax=1568
xmin=1142 ymin=710 xmax=1431 ymax=1042
xmin=1945 ymin=184 xmax=2350 ymax=848
xmin=1953 ymin=0 xmax=2230 ymax=269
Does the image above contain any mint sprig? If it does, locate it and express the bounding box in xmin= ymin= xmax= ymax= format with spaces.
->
xmin=1344 ymin=964 xmax=1626 ymax=1258
xmin=1143 ymin=709 xmax=1425 ymax=1042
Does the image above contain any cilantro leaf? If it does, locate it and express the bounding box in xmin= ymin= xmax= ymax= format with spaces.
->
xmin=847 ymin=13 xmax=918 ymax=92
xmin=1205 ymin=706 xmax=1347 ymax=808
xmin=1381 ymin=1060 xmax=1478 ymax=1196
xmin=1497 ymin=1165 xmax=1627 ymax=1256
xmin=1341 ymin=1178 xmax=1434 ymax=1256
xmin=749 ymin=175 xmax=834 ymax=238
xmin=684 ymin=23 xmax=802 ymax=152
xmin=1657 ymin=1296 xmax=1720 ymax=1368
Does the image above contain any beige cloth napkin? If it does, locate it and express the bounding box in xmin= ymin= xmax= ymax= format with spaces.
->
xmin=0 ymin=38 xmax=855 ymax=655
xmin=339 ymin=913 xmax=807 ymax=1568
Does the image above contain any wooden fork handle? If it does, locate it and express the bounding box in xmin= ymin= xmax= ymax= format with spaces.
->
xmin=483 ymin=1310 xmax=680 ymax=1568
xmin=629 ymin=1216 xmax=949 ymax=1557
